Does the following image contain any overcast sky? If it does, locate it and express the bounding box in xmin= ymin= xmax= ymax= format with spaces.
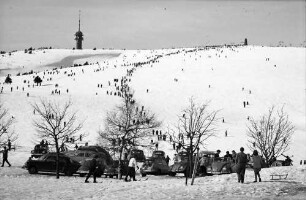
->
xmin=0 ymin=0 xmax=305 ymax=51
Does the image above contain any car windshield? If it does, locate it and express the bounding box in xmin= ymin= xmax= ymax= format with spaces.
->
xmin=145 ymin=160 xmax=154 ymax=166
xmin=153 ymin=151 xmax=164 ymax=156
xmin=174 ymin=153 xmax=188 ymax=162
xmin=38 ymin=154 xmax=48 ymax=160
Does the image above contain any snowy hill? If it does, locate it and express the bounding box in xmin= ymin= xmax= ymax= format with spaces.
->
xmin=0 ymin=46 xmax=305 ymax=165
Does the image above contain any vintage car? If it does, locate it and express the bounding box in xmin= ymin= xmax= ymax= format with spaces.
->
xmin=65 ymin=146 xmax=113 ymax=177
xmin=140 ymin=157 xmax=169 ymax=177
xmin=210 ymin=158 xmax=236 ymax=174
xmin=152 ymin=150 xmax=165 ymax=159
xmin=198 ymin=150 xmax=217 ymax=173
xmin=104 ymin=160 xmax=129 ymax=179
xmin=168 ymin=151 xmax=189 ymax=176
xmin=24 ymin=152 xmax=80 ymax=176
xmin=270 ymin=154 xmax=293 ymax=167
xmin=129 ymin=149 xmax=146 ymax=162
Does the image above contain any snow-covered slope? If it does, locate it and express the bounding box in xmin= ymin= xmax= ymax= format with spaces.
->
xmin=0 ymin=46 xmax=305 ymax=165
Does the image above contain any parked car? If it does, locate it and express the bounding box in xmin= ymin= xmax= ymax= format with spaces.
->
xmin=130 ymin=149 xmax=146 ymax=162
xmin=210 ymin=158 xmax=236 ymax=174
xmin=168 ymin=151 xmax=189 ymax=176
xmin=198 ymin=150 xmax=217 ymax=173
xmin=270 ymin=154 xmax=293 ymax=167
xmin=152 ymin=150 xmax=165 ymax=159
xmin=65 ymin=146 xmax=113 ymax=177
xmin=76 ymin=145 xmax=113 ymax=165
xmin=24 ymin=152 xmax=80 ymax=176
xmin=140 ymin=157 xmax=169 ymax=177
xmin=30 ymin=144 xmax=49 ymax=158
xmin=104 ymin=160 xmax=129 ymax=179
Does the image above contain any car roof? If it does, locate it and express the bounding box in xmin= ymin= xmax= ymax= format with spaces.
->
xmin=199 ymin=150 xmax=216 ymax=155
xmin=131 ymin=149 xmax=144 ymax=152
xmin=153 ymin=150 xmax=165 ymax=154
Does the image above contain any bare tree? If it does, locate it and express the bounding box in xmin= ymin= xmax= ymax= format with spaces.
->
xmin=0 ymin=104 xmax=18 ymax=148
xmin=169 ymin=98 xmax=219 ymax=185
xmin=32 ymin=99 xmax=83 ymax=179
xmin=247 ymin=106 xmax=294 ymax=166
xmin=99 ymin=83 xmax=161 ymax=179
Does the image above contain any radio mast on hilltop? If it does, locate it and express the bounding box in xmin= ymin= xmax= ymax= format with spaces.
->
xmin=75 ymin=10 xmax=84 ymax=50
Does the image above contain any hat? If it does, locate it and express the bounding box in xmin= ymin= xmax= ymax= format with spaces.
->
xmin=217 ymin=150 xmax=221 ymax=153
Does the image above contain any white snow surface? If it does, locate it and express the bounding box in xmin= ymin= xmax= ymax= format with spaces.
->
xmin=1 ymin=148 xmax=306 ymax=200
xmin=0 ymin=46 xmax=306 ymax=199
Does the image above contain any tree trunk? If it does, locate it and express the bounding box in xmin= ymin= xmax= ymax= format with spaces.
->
xmin=55 ymin=137 xmax=60 ymax=179
xmin=191 ymin=148 xmax=199 ymax=185
xmin=118 ymin=145 xmax=123 ymax=179
xmin=189 ymin=140 xmax=193 ymax=177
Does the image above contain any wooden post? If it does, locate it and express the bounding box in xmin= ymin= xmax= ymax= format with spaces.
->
xmin=191 ymin=148 xmax=200 ymax=185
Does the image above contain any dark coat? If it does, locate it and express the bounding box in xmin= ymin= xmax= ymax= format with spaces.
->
xmin=89 ymin=158 xmax=97 ymax=172
xmin=236 ymin=152 xmax=248 ymax=165
xmin=3 ymin=149 xmax=8 ymax=159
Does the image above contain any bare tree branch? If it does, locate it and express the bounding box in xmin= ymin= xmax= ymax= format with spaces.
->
xmin=168 ymin=97 xmax=219 ymax=182
xmin=0 ymin=104 xmax=18 ymax=148
xmin=32 ymin=98 xmax=83 ymax=179
xmin=247 ymin=106 xmax=294 ymax=166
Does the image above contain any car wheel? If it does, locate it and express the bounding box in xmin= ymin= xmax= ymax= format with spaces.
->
xmin=65 ymin=170 xmax=73 ymax=176
xmin=80 ymin=173 xmax=86 ymax=177
xmin=28 ymin=166 xmax=37 ymax=174
xmin=109 ymin=175 xmax=113 ymax=178
xmin=157 ymin=169 xmax=162 ymax=175
xmin=141 ymin=173 xmax=147 ymax=177
xmin=169 ymin=172 xmax=176 ymax=176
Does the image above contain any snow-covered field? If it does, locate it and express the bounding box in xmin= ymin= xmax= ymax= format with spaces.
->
xmin=0 ymin=149 xmax=306 ymax=200
xmin=1 ymin=148 xmax=306 ymax=200
xmin=0 ymin=46 xmax=305 ymax=199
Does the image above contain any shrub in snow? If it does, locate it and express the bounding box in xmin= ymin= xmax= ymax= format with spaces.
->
xmin=33 ymin=76 xmax=42 ymax=86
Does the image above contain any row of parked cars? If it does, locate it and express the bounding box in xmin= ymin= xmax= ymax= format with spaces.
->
xmin=24 ymin=145 xmax=241 ymax=178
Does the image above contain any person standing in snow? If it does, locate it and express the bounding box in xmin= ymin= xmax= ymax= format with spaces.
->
xmin=224 ymin=151 xmax=232 ymax=161
xmin=155 ymin=142 xmax=158 ymax=150
xmin=1 ymin=146 xmax=11 ymax=167
xmin=252 ymin=150 xmax=262 ymax=182
xmin=8 ymin=139 xmax=12 ymax=151
xmin=125 ymin=155 xmax=138 ymax=182
xmin=231 ymin=150 xmax=237 ymax=162
xmin=214 ymin=150 xmax=221 ymax=161
xmin=165 ymin=155 xmax=170 ymax=165
xmin=85 ymin=155 xmax=98 ymax=183
xmin=199 ymin=155 xmax=208 ymax=175
xmin=235 ymin=147 xmax=248 ymax=183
